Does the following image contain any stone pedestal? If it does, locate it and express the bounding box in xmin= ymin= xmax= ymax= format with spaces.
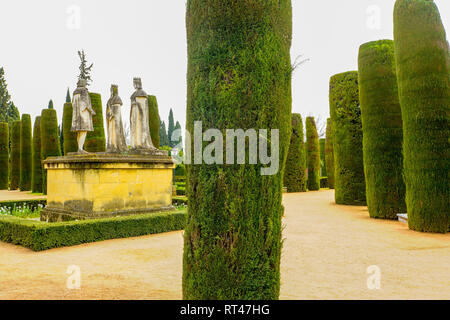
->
xmin=41 ymin=153 xmax=175 ymax=222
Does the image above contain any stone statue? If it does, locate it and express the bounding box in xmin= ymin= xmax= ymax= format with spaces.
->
xmin=106 ymin=85 xmax=127 ymax=153
xmin=130 ymin=78 xmax=155 ymax=150
xmin=71 ymin=78 xmax=96 ymax=153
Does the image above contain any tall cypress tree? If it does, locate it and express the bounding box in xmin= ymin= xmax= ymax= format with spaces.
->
xmin=306 ymin=117 xmax=320 ymax=191
xmin=148 ymin=95 xmax=160 ymax=148
xmin=19 ymin=114 xmax=32 ymax=191
xmin=31 ymin=116 xmax=43 ymax=193
xmin=325 ymin=118 xmax=335 ymax=189
xmin=41 ymin=109 xmax=61 ymax=194
xmin=66 ymin=88 xmax=71 ymax=103
xmin=319 ymin=138 xmax=326 ymax=177
xmin=62 ymin=102 xmax=78 ymax=154
xmin=284 ymin=114 xmax=307 ymax=192
xmin=85 ymin=93 xmax=106 ymax=153
xmin=183 ymin=0 xmax=292 ymax=299
xmin=159 ymin=120 xmax=169 ymax=147
xmin=48 ymin=100 xmax=54 ymax=109
xmin=10 ymin=120 xmax=21 ymax=190
xmin=168 ymin=108 xmax=175 ymax=147
xmin=0 ymin=122 xmax=9 ymax=190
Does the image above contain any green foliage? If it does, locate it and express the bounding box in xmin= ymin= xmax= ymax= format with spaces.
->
xmin=325 ymin=118 xmax=335 ymax=189
xmin=31 ymin=117 xmax=43 ymax=193
xmin=306 ymin=117 xmax=320 ymax=191
xmin=10 ymin=120 xmax=21 ymax=190
xmin=66 ymin=88 xmax=71 ymax=103
xmin=284 ymin=114 xmax=306 ymax=192
xmin=0 ymin=123 xmax=9 ymax=190
xmin=175 ymin=163 xmax=186 ymax=177
xmin=48 ymin=100 xmax=54 ymax=109
xmin=319 ymin=138 xmax=326 ymax=177
xmin=184 ymin=0 xmax=292 ymax=300
xmin=358 ymin=39 xmax=406 ymax=220
xmin=147 ymin=95 xmax=160 ymax=148
xmin=41 ymin=109 xmax=61 ymax=194
xmin=159 ymin=120 xmax=169 ymax=147
xmin=168 ymin=108 xmax=175 ymax=147
xmin=62 ymin=102 xmax=78 ymax=154
xmin=394 ymin=0 xmax=449 ymax=232
xmin=0 ymin=68 xmax=20 ymax=125
xmin=0 ymin=210 xmax=186 ymax=251
xmin=329 ymin=71 xmax=366 ymax=205
xmin=320 ymin=177 xmax=328 ymax=189
xmin=19 ymin=114 xmax=32 ymax=191
xmin=85 ymin=93 xmax=106 ymax=153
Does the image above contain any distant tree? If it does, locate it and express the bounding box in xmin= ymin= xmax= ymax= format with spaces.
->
xmin=48 ymin=100 xmax=54 ymax=109
xmin=66 ymin=88 xmax=71 ymax=103
xmin=160 ymin=120 xmax=169 ymax=147
xmin=168 ymin=109 xmax=175 ymax=147
xmin=0 ymin=68 xmax=20 ymax=125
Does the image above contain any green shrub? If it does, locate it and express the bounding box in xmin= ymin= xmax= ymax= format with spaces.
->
xmin=306 ymin=117 xmax=320 ymax=191
xmin=319 ymin=138 xmax=326 ymax=178
xmin=329 ymin=72 xmax=366 ymax=205
xmin=320 ymin=177 xmax=328 ymax=189
xmin=284 ymin=114 xmax=306 ymax=192
xmin=41 ymin=109 xmax=61 ymax=194
xmin=148 ymin=95 xmax=160 ymax=149
xmin=0 ymin=123 xmax=9 ymax=190
xmin=173 ymin=196 xmax=188 ymax=206
xmin=175 ymin=163 xmax=186 ymax=177
xmin=325 ymin=118 xmax=335 ymax=189
xmin=0 ymin=199 xmax=46 ymax=213
xmin=394 ymin=0 xmax=449 ymax=232
xmin=31 ymin=117 xmax=43 ymax=193
xmin=19 ymin=114 xmax=32 ymax=191
xmin=62 ymin=102 xmax=78 ymax=154
xmin=85 ymin=93 xmax=106 ymax=153
xmin=184 ymin=0 xmax=292 ymax=300
xmin=10 ymin=120 xmax=21 ymax=190
xmin=358 ymin=39 xmax=406 ymax=220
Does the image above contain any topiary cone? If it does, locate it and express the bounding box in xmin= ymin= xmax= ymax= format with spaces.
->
xmin=19 ymin=114 xmax=32 ymax=191
xmin=31 ymin=116 xmax=43 ymax=193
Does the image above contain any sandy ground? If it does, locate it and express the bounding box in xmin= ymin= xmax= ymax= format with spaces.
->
xmin=0 ymin=190 xmax=46 ymax=201
xmin=0 ymin=189 xmax=448 ymax=300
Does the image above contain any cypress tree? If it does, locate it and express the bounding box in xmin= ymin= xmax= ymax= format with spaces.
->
xmin=0 ymin=68 xmax=20 ymax=125
xmin=329 ymin=72 xmax=366 ymax=205
xmin=41 ymin=109 xmax=61 ymax=194
xmin=0 ymin=122 xmax=9 ymax=190
xmin=168 ymin=108 xmax=175 ymax=147
xmin=394 ymin=0 xmax=449 ymax=232
xmin=184 ymin=0 xmax=292 ymax=300
xmin=160 ymin=120 xmax=169 ymax=147
xmin=19 ymin=114 xmax=32 ymax=191
xmin=173 ymin=121 xmax=183 ymax=148
xmin=358 ymin=39 xmax=406 ymax=220
xmin=319 ymin=138 xmax=326 ymax=177
xmin=306 ymin=117 xmax=320 ymax=191
xmin=48 ymin=100 xmax=54 ymax=109
xmin=284 ymin=114 xmax=307 ymax=192
xmin=325 ymin=118 xmax=335 ymax=189
xmin=85 ymin=93 xmax=106 ymax=153
xmin=62 ymin=102 xmax=78 ymax=154
xmin=31 ymin=116 xmax=43 ymax=193
xmin=66 ymin=88 xmax=71 ymax=103
xmin=147 ymin=95 xmax=160 ymax=148
xmin=10 ymin=120 xmax=21 ymax=190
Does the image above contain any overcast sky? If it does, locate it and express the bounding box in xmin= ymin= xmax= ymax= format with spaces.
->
xmin=0 ymin=0 xmax=448 ymax=132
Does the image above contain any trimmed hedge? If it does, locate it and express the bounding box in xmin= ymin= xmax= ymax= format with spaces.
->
xmin=41 ymin=109 xmax=61 ymax=195
xmin=184 ymin=0 xmax=292 ymax=300
xmin=62 ymin=102 xmax=78 ymax=154
xmin=173 ymin=196 xmax=188 ymax=206
xmin=85 ymin=93 xmax=106 ymax=153
xmin=284 ymin=113 xmax=306 ymax=192
xmin=19 ymin=114 xmax=32 ymax=191
xmin=148 ymin=95 xmax=160 ymax=149
xmin=394 ymin=0 xmax=449 ymax=233
xmin=329 ymin=72 xmax=366 ymax=205
xmin=10 ymin=120 xmax=21 ymax=190
xmin=0 ymin=123 xmax=9 ymax=190
xmin=358 ymin=39 xmax=406 ymax=220
xmin=31 ymin=117 xmax=43 ymax=193
xmin=306 ymin=117 xmax=320 ymax=191
xmin=0 ymin=210 xmax=186 ymax=251
xmin=325 ymin=118 xmax=335 ymax=189
xmin=319 ymin=138 xmax=326 ymax=177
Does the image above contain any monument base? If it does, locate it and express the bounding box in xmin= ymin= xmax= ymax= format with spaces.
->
xmin=41 ymin=153 xmax=175 ymax=222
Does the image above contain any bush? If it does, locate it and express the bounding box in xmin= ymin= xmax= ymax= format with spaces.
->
xmin=19 ymin=114 xmax=32 ymax=191
xmin=62 ymin=102 xmax=78 ymax=154
xmin=31 ymin=117 xmax=43 ymax=193
xmin=329 ymin=71 xmax=366 ymax=205
xmin=358 ymin=39 xmax=406 ymax=220
xmin=41 ymin=109 xmax=61 ymax=194
xmin=306 ymin=117 xmax=320 ymax=191
xmin=184 ymin=0 xmax=292 ymax=300
xmin=325 ymin=118 xmax=335 ymax=189
xmin=394 ymin=0 xmax=449 ymax=232
xmin=85 ymin=93 xmax=106 ymax=153
xmin=148 ymin=95 xmax=160 ymax=149
xmin=0 ymin=123 xmax=9 ymax=190
xmin=175 ymin=163 xmax=186 ymax=177
xmin=10 ymin=120 xmax=21 ymax=190
xmin=284 ymin=114 xmax=306 ymax=192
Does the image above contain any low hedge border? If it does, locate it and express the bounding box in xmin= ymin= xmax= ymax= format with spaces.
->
xmin=0 ymin=209 xmax=187 ymax=251
xmin=0 ymin=199 xmax=47 ymax=212
xmin=173 ymin=196 xmax=188 ymax=206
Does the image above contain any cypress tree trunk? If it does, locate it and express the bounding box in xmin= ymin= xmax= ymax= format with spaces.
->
xmin=183 ymin=0 xmax=292 ymax=300
xmin=19 ymin=114 xmax=32 ymax=191
xmin=306 ymin=117 xmax=320 ymax=191
xmin=394 ymin=0 xmax=449 ymax=232
xmin=148 ymin=95 xmax=160 ymax=149
xmin=0 ymin=123 xmax=9 ymax=190
xmin=329 ymin=72 xmax=366 ymax=205
xmin=41 ymin=109 xmax=61 ymax=195
xmin=358 ymin=39 xmax=406 ymax=220
xmin=85 ymin=93 xmax=106 ymax=153
xmin=284 ymin=114 xmax=307 ymax=192
xmin=325 ymin=118 xmax=335 ymax=189
xmin=31 ymin=116 xmax=43 ymax=193
xmin=10 ymin=120 xmax=21 ymax=190
xmin=62 ymin=102 xmax=78 ymax=154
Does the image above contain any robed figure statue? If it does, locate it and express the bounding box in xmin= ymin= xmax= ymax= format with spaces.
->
xmin=130 ymin=78 xmax=155 ymax=150
xmin=106 ymin=85 xmax=127 ymax=153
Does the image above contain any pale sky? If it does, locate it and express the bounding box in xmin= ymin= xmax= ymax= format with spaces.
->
xmin=0 ymin=0 xmax=448 ymax=131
